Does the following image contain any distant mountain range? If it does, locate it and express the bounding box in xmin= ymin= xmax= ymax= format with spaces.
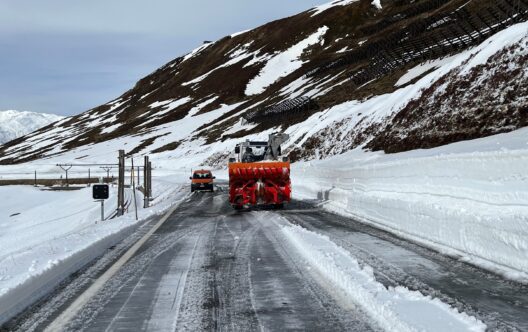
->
xmin=0 ymin=110 xmax=64 ymax=144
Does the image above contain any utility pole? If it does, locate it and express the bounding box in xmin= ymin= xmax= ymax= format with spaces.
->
xmin=148 ymin=161 xmax=152 ymax=198
xmin=101 ymin=199 xmax=105 ymax=222
xmin=34 ymin=170 xmax=37 ymax=187
xmin=88 ymin=168 xmax=91 ymax=187
xmin=131 ymin=157 xmax=138 ymax=220
xmin=143 ymin=156 xmax=149 ymax=208
xmin=117 ymin=150 xmax=125 ymax=216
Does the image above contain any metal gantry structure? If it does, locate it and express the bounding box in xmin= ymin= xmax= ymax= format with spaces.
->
xmin=57 ymin=164 xmax=73 ymax=187
xmin=56 ymin=149 xmax=153 ymax=217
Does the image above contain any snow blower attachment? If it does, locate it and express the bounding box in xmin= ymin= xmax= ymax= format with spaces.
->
xmin=229 ymin=133 xmax=291 ymax=209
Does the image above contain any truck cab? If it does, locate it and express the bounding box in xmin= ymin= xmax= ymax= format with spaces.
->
xmin=190 ymin=170 xmax=215 ymax=192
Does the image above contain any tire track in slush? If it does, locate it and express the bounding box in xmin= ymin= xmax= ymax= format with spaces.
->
xmin=62 ymin=206 xmax=209 ymax=331
xmin=145 ymin=233 xmax=202 ymax=331
xmin=247 ymin=212 xmax=377 ymax=331
xmin=30 ymin=191 xmax=380 ymax=332
xmin=206 ymin=212 xmax=262 ymax=331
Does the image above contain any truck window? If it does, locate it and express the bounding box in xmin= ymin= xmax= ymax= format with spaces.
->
xmin=193 ymin=172 xmax=212 ymax=179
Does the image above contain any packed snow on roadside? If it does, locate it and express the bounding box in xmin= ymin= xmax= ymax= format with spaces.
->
xmin=0 ymin=175 xmax=189 ymax=324
xmin=292 ymin=127 xmax=528 ymax=282
xmin=278 ymin=219 xmax=486 ymax=332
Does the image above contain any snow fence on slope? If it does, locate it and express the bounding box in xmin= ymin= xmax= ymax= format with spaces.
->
xmin=292 ymin=128 xmax=528 ymax=281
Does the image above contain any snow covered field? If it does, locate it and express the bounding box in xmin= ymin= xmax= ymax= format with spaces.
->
xmin=0 ymin=175 xmax=189 ymax=324
xmin=293 ymin=127 xmax=528 ymax=282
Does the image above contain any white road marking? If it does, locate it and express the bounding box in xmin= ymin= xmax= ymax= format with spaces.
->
xmin=44 ymin=201 xmax=182 ymax=332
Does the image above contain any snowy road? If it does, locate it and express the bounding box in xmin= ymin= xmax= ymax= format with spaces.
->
xmin=4 ymin=186 xmax=527 ymax=331
xmin=62 ymin=191 xmax=372 ymax=331
xmin=280 ymin=202 xmax=528 ymax=331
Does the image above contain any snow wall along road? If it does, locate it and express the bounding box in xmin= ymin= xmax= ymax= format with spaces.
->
xmin=293 ymin=128 xmax=528 ymax=282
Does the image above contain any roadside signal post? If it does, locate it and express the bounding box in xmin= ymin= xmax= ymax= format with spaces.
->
xmin=148 ymin=161 xmax=152 ymax=198
xmin=54 ymin=150 xmax=149 ymax=219
xmin=117 ymin=150 xmax=125 ymax=216
xmin=93 ymin=184 xmax=109 ymax=222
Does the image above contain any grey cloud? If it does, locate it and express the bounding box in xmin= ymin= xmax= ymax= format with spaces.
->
xmin=0 ymin=1 xmax=323 ymax=116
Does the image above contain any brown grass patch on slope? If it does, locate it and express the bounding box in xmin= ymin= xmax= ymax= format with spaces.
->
xmin=367 ymin=42 xmax=528 ymax=153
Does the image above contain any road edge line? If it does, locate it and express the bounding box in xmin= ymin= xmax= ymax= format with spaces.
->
xmin=44 ymin=200 xmax=182 ymax=331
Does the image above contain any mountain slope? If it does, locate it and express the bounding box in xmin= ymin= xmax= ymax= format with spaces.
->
xmin=0 ymin=0 xmax=526 ymax=165
xmin=0 ymin=110 xmax=64 ymax=144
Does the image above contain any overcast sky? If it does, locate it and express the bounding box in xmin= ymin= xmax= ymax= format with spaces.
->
xmin=0 ymin=0 xmax=323 ymax=116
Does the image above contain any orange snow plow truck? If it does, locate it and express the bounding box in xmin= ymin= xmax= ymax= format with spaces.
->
xmin=228 ymin=133 xmax=291 ymax=209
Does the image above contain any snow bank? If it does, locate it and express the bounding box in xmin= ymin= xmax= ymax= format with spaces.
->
xmin=0 ymin=175 xmax=189 ymax=324
xmin=293 ymin=128 xmax=528 ymax=281
xmin=280 ymin=222 xmax=486 ymax=331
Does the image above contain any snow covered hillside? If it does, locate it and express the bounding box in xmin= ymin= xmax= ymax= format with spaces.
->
xmin=0 ymin=0 xmax=526 ymax=164
xmin=0 ymin=110 xmax=63 ymax=144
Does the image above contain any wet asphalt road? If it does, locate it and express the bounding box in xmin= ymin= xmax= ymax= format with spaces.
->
xmin=3 ymin=186 xmax=528 ymax=331
xmin=62 ymin=190 xmax=375 ymax=332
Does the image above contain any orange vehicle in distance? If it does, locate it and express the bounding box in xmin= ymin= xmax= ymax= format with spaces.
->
xmin=190 ymin=169 xmax=215 ymax=192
